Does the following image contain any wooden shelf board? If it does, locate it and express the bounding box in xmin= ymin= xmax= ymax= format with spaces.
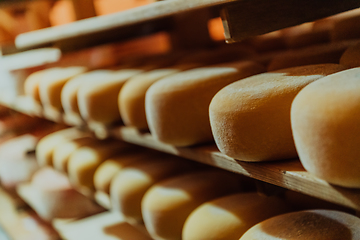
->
xmin=1 ymin=98 xmax=360 ymax=211
xmin=15 ymin=0 xmax=230 ymax=50
xmin=15 ymin=0 xmax=360 ymax=51
xmin=110 ymin=126 xmax=360 ymax=211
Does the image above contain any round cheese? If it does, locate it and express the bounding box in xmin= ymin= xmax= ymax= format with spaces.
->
xmin=240 ymin=210 xmax=360 ymax=240
xmin=209 ymin=64 xmax=346 ymax=162
xmin=145 ymin=61 xmax=265 ymax=146
xmin=183 ymin=193 xmax=291 ymax=240
xmin=291 ymin=67 xmax=360 ymax=188
xmin=141 ymin=170 xmax=246 ymax=240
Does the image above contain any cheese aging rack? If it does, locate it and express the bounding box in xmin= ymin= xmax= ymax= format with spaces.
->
xmin=1 ymin=0 xmax=360 ymax=238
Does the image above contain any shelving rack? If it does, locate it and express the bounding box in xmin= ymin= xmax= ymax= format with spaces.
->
xmin=1 ymin=95 xmax=360 ymax=212
xmin=2 ymin=1 xmax=360 ymax=238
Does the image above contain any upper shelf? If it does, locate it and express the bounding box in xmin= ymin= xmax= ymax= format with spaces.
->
xmin=15 ymin=0 xmax=360 ymax=51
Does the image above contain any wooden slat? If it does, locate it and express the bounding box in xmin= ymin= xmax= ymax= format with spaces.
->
xmin=111 ymin=127 xmax=360 ymax=211
xmin=221 ymin=0 xmax=360 ymax=43
xmin=2 ymin=98 xmax=360 ymax=211
xmin=15 ymin=0 xmax=232 ymax=50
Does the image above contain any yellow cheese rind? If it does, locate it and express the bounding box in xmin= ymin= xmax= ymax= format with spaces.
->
xmin=119 ymin=68 xmax=180 ymax=129
xmin=240 ymin=210 xmax=360 ymax=240
xmin=93 ymin=149 xmax=152 ymax=193
xmin=110 ymin=157 xmax=195 ymax=223
xmin=61 ymin=70 xmax=113 ymax=124
xmin=39 ymin=66 xmax=87 ymax=111
xmin=78 ymin=69 xmax=143 ymax=125
xmin=182 ymin=193 xmax=290 ymax=240
xmin=145 ymin=61 xmax=265 ymax=147
xmin=209 ymin=64 xmax=347 ymax=162
xmin=291 ymin=68 xmax=360 ymax=188
xmin=142 ymin=170 xmax=245 ymax=240
xmin=67 ymin=141 xmax=131 ymax=189
xmin=36 ymin=128 xmax=89 ymax=167
xmin=53 ymin=137 xmax=98 ymax=173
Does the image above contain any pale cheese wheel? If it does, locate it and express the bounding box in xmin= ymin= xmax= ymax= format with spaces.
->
xmin=339 ymin=41 xmax=360 ymax=68
xmin=52 ymin=136 xmax=100 ymax=173
xmin=247 ymin=31 xmax=286 ymax=52
xmin=119 ymin=66 xmax=190 ymax=130
xmin=93 ymin=148 xmax=155 ymax=194
xmin=331 ymin=8 xmax=360 ymax=41
xmin=67 ymin=140 xmax=133 ymax=189
xmin=267 ymin=40 xmax=358 ymax=71
xmin=291 ymin=68 xmax=360 ymax=188
xmin=110 ymin=157 xmax=197 ymax=223
xmin=240 ymin=210 xmax=360 ymax=240
xmin=24 ymin=68 xmax=58 ymax=103
xmin=36 ymin=128 xmax=89 ymax=167
xmin=183 ymin=193 xmax=291 ymax=240
xmin=118 ymin=46 xmax=253 ymax=130
xmin=209 ymin=64 xmax=347 ymax=162
xmin=61 ymin=70 xmax=113 ymax=126
xmin=38 ymin=66 xmax=87 ymax=111
xmin=78 ymin=69 xmax=143 ymax=126
xmin=145 ymin=61 xmax=265 ymax=146
xmin=142 ymin=170 xmax=246 ymax=240
xmin=282 ymin=23 xmax=330 ymax=49
xmin=23 ymin=167 xmax=103 ymax=221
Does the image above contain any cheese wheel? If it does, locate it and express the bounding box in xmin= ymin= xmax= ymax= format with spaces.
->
xmin=339 ymin=42 xmax=360 ymax=68
xmin=183 ymin=193 xmax=291 ymax=240
xmin=240 ymin=210 xmax=360 ymax=240
xmin=119 ymin=65 xmax=194 ymax=130
xmin=267 ymin=40 xmax=357 ymax=71
xmin=110 ymin=157 xmax=197 ymax=223
xmin=61 ymin=70 xmax=113 ymax=126
xmin=24 ymin=68 xmax=58 ymax=103
xmin=331 ymin=8 xmax=360 ymax=41
xmin=282 ymin=23 xmax=330 ymax=49
xmin=118 ymin=46 xmax=252 ymax=130
xmin=78 ymin=69 xmax=143 ymax=126
xmin=142 ymin=170 xmax=246 ymax=240
xmin=23 ymin=167 xmax=103 ymax=221
xmin=247 ymin=31 xmax=286 ymax=52
xmin=38 ymin=66 xmax=87 ymax=111
xmin=52 ymin=136 xmax=100 ymax=173
xmin=93 ymin=148 xmax=155 ymax=194
xmin=209 ymin=64 xmax=346 ymax=162
xmin=291 ymin=68 xmax=360 ymax=188
xmin=145 ymin=61 xmax=265 ymax=146
xmin=36 ymin=128 xmax=89 ymax=167
xmin=67 ymin=140 xmax=132 ymax=189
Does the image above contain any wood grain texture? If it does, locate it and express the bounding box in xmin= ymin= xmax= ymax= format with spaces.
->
xmin=221 ymin=0 xmax=360 ymax=42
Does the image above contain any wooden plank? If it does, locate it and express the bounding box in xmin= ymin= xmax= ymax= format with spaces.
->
xmin=221 ymin=0 xmax=360 ymax=43
xmin=111 ymin=127 xmax=360 ymax=211
xmin=2 ymin=97 xmax=360 ymax=211
xmin=15 ymin=0 xmax=232 ymax=50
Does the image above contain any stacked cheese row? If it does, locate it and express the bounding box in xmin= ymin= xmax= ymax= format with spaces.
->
xmin=24 ymin=8 xmax=360 ymax=188
xmin=32 ymin=128 xmax=360 ymax=240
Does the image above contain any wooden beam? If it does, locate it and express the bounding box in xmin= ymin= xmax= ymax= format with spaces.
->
xmin=221 ymin=0 xmax=360 ymax=43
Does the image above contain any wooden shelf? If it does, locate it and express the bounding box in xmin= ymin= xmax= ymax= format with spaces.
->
xmin=1 ymin=97 xmax=360 ymax=212
xmin=15 ymin=0 xmax=360 ymax=51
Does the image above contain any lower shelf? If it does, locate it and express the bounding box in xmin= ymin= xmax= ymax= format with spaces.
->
xmin=111 ymin=126 xmax=360 ymax=212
